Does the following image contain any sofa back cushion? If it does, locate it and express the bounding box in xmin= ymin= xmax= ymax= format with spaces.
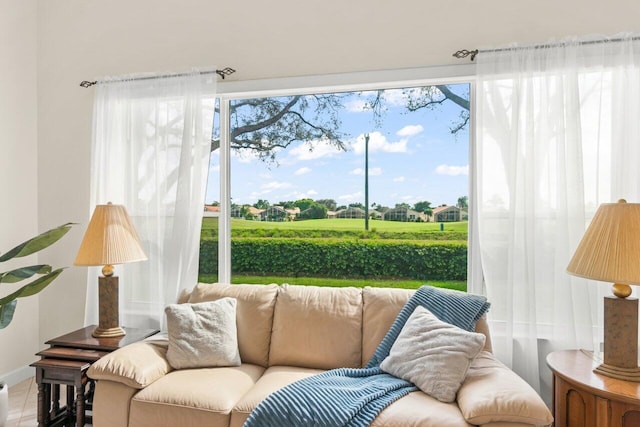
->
xmin=361 ymin=287 xmax=413 ymax=366
xmin=362 ymin=287 xmax=493 ymax=366
xmin=269 ymin=284 xmax=363 ymax=369
xmin=188 ymin=283 xmax=278 ymax=367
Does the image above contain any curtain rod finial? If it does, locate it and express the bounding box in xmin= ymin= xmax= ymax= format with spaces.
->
xmin=452 ymin=49 xmax=479 ymax=61
xmin=216 ymin=67 xmax=236 ymax=79
xmin=80 ymin=80 xmax=97 ymax=88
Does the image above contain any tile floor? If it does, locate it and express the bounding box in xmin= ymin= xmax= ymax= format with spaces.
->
xmin=5 ymin=377 xmax=90 ymax=427
xmin=5 ymin=377 xmax=37 ymax=427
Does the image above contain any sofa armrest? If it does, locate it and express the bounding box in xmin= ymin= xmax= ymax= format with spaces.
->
xmin=457 ymin=352 xmax=553 ymax=426
xmin=87 ymin=339 xmax=172 ymax=389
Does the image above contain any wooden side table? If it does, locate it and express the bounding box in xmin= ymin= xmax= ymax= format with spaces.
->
xmin=547 ymin=349 xmax=640 ymax=427
xmin=32 ymin=325 xmax=158 ymax=427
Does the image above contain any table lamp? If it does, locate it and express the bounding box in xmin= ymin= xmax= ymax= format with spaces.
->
xmin=567 ymin=199 xmax=640 ymax=381
xmin=74 ymin=203 xmax=147 ymax=338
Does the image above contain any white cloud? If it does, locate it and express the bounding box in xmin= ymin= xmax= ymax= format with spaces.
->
xmin=294 ymin=167 xmax=311 ymax=176
xmin=351 ymin=132 xmax=407 ymax=155
xmin=259 ymin=181 xmax=293 ymax=194
xmin=288 ymin=141 xmax=345 ymax=161
xmin=286 ymin=189 xmax=318 ymax=199
xmin=248 ymin=181 xmax=296 ymax=200
xmin=350 ymin=167 xmax=382 ymax=176
xmin=393 ymin=176 xmax=405 ymax=182
xmin=262 ymin=181 xmax=292 ymax=190
xmin=338 ymin=191 xmax=363 ymax=202
xmin=382 ymin=87 xmax=438 ymax=106
xmin=396 ymin=125 xmax=424 ymax=137
xmin=259 ymin=172 xmax=272 ymax=179
xmin=435 ymin=164 xmax=469 ymax=176
xmin=345 ymin=99 xmax=368 ymax=112
xmin=231 ymin=148 xmax=261 ymax=164
xmin=381 ymin=89 xmax=407 ymax=106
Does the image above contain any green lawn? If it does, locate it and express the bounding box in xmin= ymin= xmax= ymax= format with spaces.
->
xmin=199 ymin=273 xmax=466 ymax=292
xmin=202 ymin=217 xmax=467 ymax=236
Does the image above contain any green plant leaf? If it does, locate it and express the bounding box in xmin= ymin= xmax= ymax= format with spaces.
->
xmin=0 ymin=265 xmax=52 ymax=283
xmin=0 ymin=223 xmax=74 ymax=263
xmin=0 ymin=300 xmax=17 ymax=329
xmin=0 ymin=268 xmax=65 ymax=306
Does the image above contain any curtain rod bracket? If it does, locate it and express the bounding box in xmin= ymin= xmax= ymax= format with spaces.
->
xmin=80 ymin=80 xmax=97 ymax=88
xmin=452 ymin=49 xmax=478 ymax=61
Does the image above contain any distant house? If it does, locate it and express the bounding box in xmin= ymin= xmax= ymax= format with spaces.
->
xmin=336 ymin=207 xmax=365 ymax=219
xmin=327 ymin=210 xmax=339 ymax=219
xmin=383 ymin=206 xmax=425 ymax=222
xmin=203 ymin=205 xmax=219 ymax=218
xmin=285 ymin=207 xmax=300 ymax=220
xmin=230 ymin=206 xmax=243 ymax=218
xmin=231 ymin=205 xmax=263 ymax=220
xmin=260 ymin=206 xmax=288 ymax=222
xmin=433 ymin=205 xmax=461 ymax=222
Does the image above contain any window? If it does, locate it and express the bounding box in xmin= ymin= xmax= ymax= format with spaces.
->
xmin=202 ymin=81 xmax=471 ymax=292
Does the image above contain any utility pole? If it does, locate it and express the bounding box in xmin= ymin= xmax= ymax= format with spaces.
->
xmin=364 ymin=133 xmax=369 ymax=231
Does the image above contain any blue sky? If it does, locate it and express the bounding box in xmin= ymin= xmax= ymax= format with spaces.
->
xmin=205 ymin=84 xmax=469 ymax=208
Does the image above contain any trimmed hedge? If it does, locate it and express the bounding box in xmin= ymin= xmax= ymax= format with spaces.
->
xmin=202 ymin=227 xmax=467 ymax=241
xmin=199 ymin=238 xmax=466 ymax=281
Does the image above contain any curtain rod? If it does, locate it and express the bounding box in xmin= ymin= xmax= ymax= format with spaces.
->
xmin=453 ymin=35 xmax=640 ymax=61
xmin=79 ymin=67 xmax=236 ymax=88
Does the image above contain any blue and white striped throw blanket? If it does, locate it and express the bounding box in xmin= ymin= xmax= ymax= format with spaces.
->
xmin=244 ymin=285 xmax=490 ymax=427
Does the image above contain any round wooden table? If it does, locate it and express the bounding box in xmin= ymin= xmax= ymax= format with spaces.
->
xmin=547 ymin=349 xmax=640 ymax=427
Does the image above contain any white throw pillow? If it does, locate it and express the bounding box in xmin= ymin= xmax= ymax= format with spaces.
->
xmin=380 ymin=305 xmax=486 ymax=403
xmin=165 ymin=298 xmax=241 ymax=369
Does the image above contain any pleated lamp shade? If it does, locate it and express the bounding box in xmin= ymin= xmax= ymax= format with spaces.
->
xmin=567 ymin=199 xmax=640 ymax=285
xmin=74 ymin=203 xmax=147 ymax=268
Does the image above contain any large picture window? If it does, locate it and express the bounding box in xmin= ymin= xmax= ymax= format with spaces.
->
xmin=201 ymin=82 xmax=471 ymax=291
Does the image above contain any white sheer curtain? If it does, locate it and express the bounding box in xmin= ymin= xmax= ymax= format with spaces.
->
xmin=475 ymin=34 xmax=640 ymax=402
xmin=85 ymin=71 xmax=216 ymax=331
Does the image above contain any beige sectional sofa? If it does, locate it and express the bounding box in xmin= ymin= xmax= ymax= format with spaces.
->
xmin=87 ymin=283 xmax=553 ymax=426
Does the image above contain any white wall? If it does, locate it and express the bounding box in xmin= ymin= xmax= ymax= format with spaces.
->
xmin=0 ymin=0 xmax=40 ymax=381
xmin=2 ymin=0 xmax=637 ymax=375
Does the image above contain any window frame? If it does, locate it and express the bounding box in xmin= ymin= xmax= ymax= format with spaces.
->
xmin=212 ymin=64 xmax=481 ymax=293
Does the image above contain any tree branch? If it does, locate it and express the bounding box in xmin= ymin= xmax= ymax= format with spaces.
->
xmin=435 ymin=85 xmax=470 ymax=111
xmin=231 ymin=96 xmax=302 ymax=139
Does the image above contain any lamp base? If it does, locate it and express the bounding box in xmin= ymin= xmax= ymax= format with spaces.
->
xmin=595 ymin=362 xmax=640 ymax=382
xmin=598 ymin=295 xmax=640 ymax=381
xmin=96 ymin=275 xmax=126 ymax=338
xmin=92 ymin=325 xmax=126 ymax=338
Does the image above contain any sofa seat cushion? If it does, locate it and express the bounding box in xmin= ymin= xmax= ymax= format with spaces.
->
xmin=188 ymin=283 xmax=279 ymax=367
xmin=371 ymin=391 xmax=473 ymax=427
xmin=269 ymin=284 xmax=363 ymax=369
xmin=230 ymin=365 xmax=324 ymax=427
xmin=230 ymin=366 xmax=472 ymax=427
xmin=129 ymin=364 xmax=264 ymax=427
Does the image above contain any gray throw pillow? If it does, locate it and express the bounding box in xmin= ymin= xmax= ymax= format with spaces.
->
xmin=165 ymin=298 xmax=241 ymax=369
xmin=380 ymin=305 xmax=486 ymax=403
